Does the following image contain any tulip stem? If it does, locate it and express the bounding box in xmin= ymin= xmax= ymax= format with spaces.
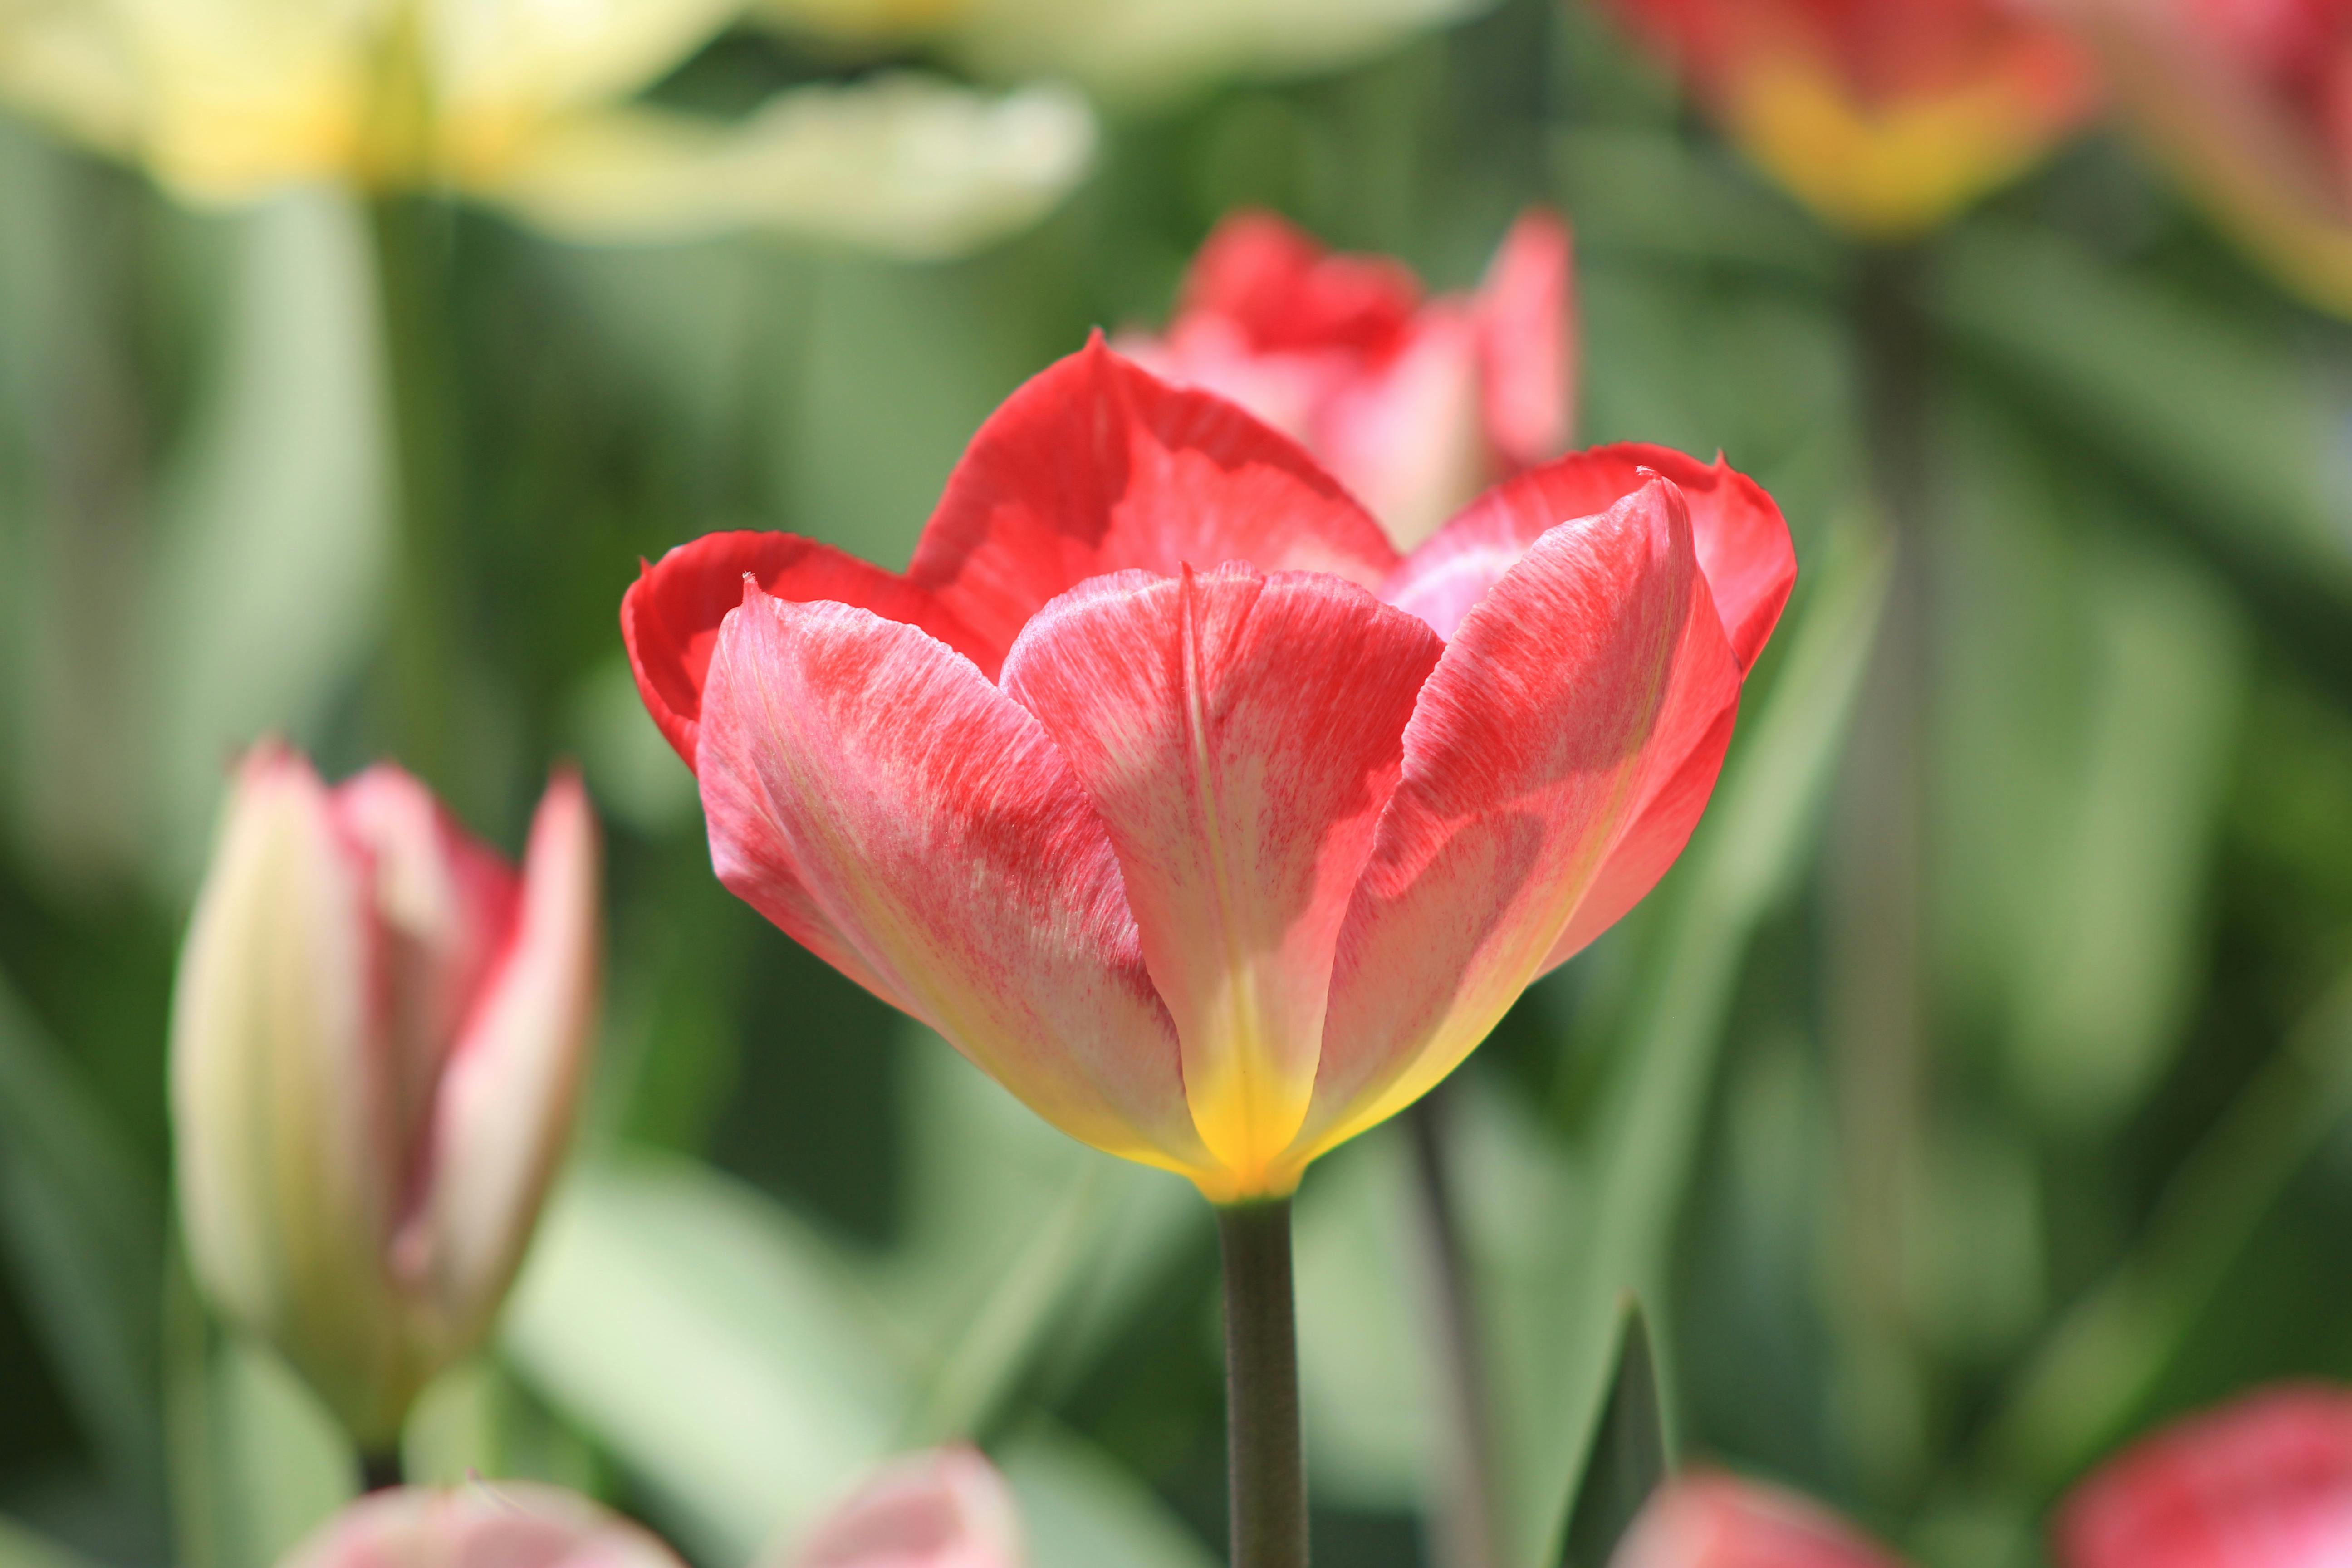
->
xmin=1218 ymin=1198 xmax=1307 ymax=1568
xmin=360 ymin=1450 xmax=403 ymax=1492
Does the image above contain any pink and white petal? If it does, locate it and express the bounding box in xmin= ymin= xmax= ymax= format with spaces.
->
xmin=621 ymin=529 xmax=990 ymax=764
xmin=2056 ymin=1386 xmax=2352 ymax=1568
xmin=1314 ymin=308 xmax=1491 ymax=554
xmin=1475 ymin=208 xmax=1577 ymax=468
xmin=1001 ymin=565 xmax=1442 ymax=1196
xmin=286 ymin=1483 xmax=687 ymax=1568
xmin=400 ymin=771 xmax=600 ymax=1352
xmin=791 ymin=1447 xmax=1023 ymax=1568
xmin=1294 ymin=478 xmax=1742 ymax=1171
xmin=696 ymin=587 xmax=1209 ymax=1176
xmin=1382 ymin=446 xmax=1794 ymax=669
xmin=1612 ymin=1473 xmax=1903 ymax=1568
xmin=906 ymin=337 xmax=1401 ymax=654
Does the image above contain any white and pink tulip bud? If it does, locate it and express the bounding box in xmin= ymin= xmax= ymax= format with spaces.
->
xmin=283 ymin=1483 xmax=681 ymax=1568
xmin=171 ymin=745 xmax=600 ymax=1448
xmin=790 ymin=1447 xmax=1024 ymax=1568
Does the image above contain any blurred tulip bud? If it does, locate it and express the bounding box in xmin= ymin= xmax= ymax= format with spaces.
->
xmin=1596 ymin=0 xmax=2100 ymax=237
xmin=172 ymin=745 xmax=600 ymax=1449
xmin=1120 ymin=209 xmax=1575 ymax=553
xmin=1610 ymin=1473 xmax=1904 ymax=1568
xmin=284 ymin=1482 xmax=684 ymax=1568
xmin=2057 ymin=0 xmax=2352 ymax=316
xmin=2056 ymin=1383 xmax=2352 ymax=1568
xmin=790 ymin=1447 xmax=1024 ymax=1568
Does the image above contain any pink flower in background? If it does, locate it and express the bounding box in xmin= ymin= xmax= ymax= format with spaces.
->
xmin=2056 ymin=1385 xmax=2352 ymax=1568
xmin=791 ymin=1447 xmax=1024 ymax=1568
xmin=1118 ymin=209 xmax=1575 ymax=551
xmin=623 ymin=338 xmax=1791 ymax=1202
xmin=284 ymin=1484 xmax=683 ymax=1568
xmin=1611 ymin=1474 xmax=1904 ymax=1568
xmin=172 ymin=747 xmax=600 ymax=1446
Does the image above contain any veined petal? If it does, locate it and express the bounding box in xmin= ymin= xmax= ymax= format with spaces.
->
xmin=1296 ymin=477 xmax=1742 ymax=1173
xmin=696 ymin=586 xmax=1209 ymax=1176
xmin=622 ymin=529 xmax=990 ymax=766
xmin=1475 ymin=207 xmax=1576 ymax=468
xmin=1382 ymin=445 xmax=1794 ymax=668
xmin=401 ymin=770 xmax=599 ymax=1361
xmin=792 ymin=1447 xmax=1024 ymax=1568
xmin=1612 ymin=1473 xmax=1903 ymax=1568
xmin=1000 ymin=564 xmax=1441 ymax=1198
xmin=474 ymin=80 xmax=1095 ymax=256
xmin=906 ymin=337 xmax=1401 ymax=657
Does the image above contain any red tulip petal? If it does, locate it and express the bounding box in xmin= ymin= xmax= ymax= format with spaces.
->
xmin=695 ymin=584 xmax=1209 ymax=1176
xmin=1382 ymin=445 xmax=1795 ymax=670
xmin=1000 ymin=564 xmax=1442 ymax=1197
xmin=1613 ymin=1473 xmax=1903 ymax=1568
xmin=1313 ymin=307 xmax=1490 ymax=553
xmin=1476 ymin=208 xmax=1577 ymax=468
xmin=2056 ymin=1385 xmax=2352 ymax=1568
xmin=1297 ymin=476 xmax=1741 ymax=1168
xmin=1181 ymin=209 xmax=1423 ymax=357
xmin=621 ymin=529 xmax=989 ymax=766
xmin=906 ymin=337 xmax=1402 ymax=657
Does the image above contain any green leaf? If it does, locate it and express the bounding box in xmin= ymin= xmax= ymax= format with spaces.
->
xmin=1514 ymin=521 xmax=1891 ymax=1568
xmin=0 ymin=1515 xmax=100 ymax=1568
xmin=998 ymin=1423 xmax=1221 ymax=1568
xmin=1559 ymin=1298 xmax=1669 ymax=1568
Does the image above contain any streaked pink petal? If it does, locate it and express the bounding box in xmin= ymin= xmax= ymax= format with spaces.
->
xmin=1382 ymin=446 xmax=1795 ymax=670
xmin=2056 ymin=1385 xmax=2352 ymax=1568
xmin=1000 ymin=564 xmax=1442 ymax=1196
xmin=1297 ymin=476 xmax=1742 ymax=1168
xmin=285 ymin=1483 xmax=686 ymax=1568
xmin=622 ymin=530 xmax=990 ymax=765
xmin=401 ymin=771 xmax=600 ymax=1346
xmin=1476 ymin=208 xmax=1577 ymax=468
xmin=1612 ymin=1473 xmax=1903 ymax=1568
xmin=906 ymin=336 xmax=1401 ymax=656
xmin=792 ymin=1447 xmax=1023 ymax=1568
xmin=1313 ymin=307 xmax=1490 ymax=553
xmin=695 ymin=585 xmax=1208 ymax=1176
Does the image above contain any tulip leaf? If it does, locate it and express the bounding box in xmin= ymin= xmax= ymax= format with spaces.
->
xmin=0 ymin=1515 xmax=99 ymax=1568
xmin=1558 ymin=1298 xmax=1669 ymax=1568
xmin=999 ymin=1423 xmax=1221 ymax=1568
xmin=0 ymin=975 xmax=164 ymax=1496
xmin=1515 ymin=520 xmax=1891 ymax=1567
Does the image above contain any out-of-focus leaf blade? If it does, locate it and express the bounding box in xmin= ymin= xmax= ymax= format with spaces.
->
xmin=999 ymin=1423 xmax=1221 ymax=1568
xmin=1516 ymin=522 xmax=1891 ymax=1567
xmin=0 ymin=1515 xmax=100 ymax=1568
xmin=1560 ymin=1298 xmax=1669 ymax=1568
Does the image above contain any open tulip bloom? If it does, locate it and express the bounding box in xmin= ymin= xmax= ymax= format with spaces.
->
xmin=624 ymin=336 xmax=1793 ymax=1207
xmin=172 ymin=747 xmax=599 ymax=1452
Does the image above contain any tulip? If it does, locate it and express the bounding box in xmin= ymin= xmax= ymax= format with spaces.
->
xmin=171 ymin=746 xmax=600 ymax=1449
xmin=622 ymin=337 xmax=1792 ymax=1204
xmin=1594 ymin=0 xmax=2100 ymax=237
xmin=283 ymin=1482 xmax=685 ymax=1568
xmin=1611 ymin=1473 xmax=1903 ymax=1568
xmin=2055 ymin=0 xmax=2352 ymax=316
xmin=791 ymin=1446 xmax=1024 ymax=1568
xmin=1117 ymin=209 xmax=1575 ymax=553
xmin=2056 ymin=1384 xmax=2352 ymax=1568
xmin=0 ymin=0 xmax=1093 ymax=255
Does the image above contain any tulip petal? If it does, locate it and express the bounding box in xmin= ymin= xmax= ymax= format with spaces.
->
xmin=1001 ymin=564 xmax=1442 ymax=1196
xmin=400 ymin=771 xmax=600 ymax=1357
xmin=2056 ymin=1386 xmax=2352 ymax=1568
xmin=1382 ymin=445 xmax=1795 ymax=669
xmin=696 ymin=586 xmax=1209 ymax=1176
xmin=431 ymin=0 xmax=747 ymax=122
xmin=793 ymin=1447 xmax=1024 ymax=1568
xmin=1612 ymin=1473 xmax=1902 ymax=1568
xmin=1180 ymin=210 xmax=1423 ymax=357
xmin=285 ymin=1482 xmax=687 ymax=1568
xmin=1313 ymin=307 xmax=1489 ymax=553
xmin=622 ymin=529 xmax=991 ymax=766
xmin=906 ymin=337 xmax=1403 ymax=657
xmin=1298 ymin=477 xmax=1742 ymax=1170
xmin=1476 ymin=208 xmax=1577 ymax=469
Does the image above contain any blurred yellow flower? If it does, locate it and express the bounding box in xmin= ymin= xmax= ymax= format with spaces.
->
xmin=0 ymin=0 xmax=1094 ymax=254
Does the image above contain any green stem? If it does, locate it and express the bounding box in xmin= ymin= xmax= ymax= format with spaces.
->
xmin=360 ymin=1449 xmax=404 ymax=1492
xmin=1406 ymin=1093 xmax=1500 ymax=1568
xmin=367 ymin=194 xmax=461 ymax=800
xmin=1219 ymin=1199 xmax=1307 ymax=1568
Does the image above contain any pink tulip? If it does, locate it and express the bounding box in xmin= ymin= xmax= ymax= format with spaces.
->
xmin=2056 ymin=1385 xmax=2352 ymax=1568
xmin=282 ymin=1484 xmax=683 ymax=1568
xmin=791 ymin=1447 xmax=1024 ymax=1568
xmin=172 ymin=747 xmax=600 ymax=1446
xmin=1117 ymin=209 xmax=1575 ymax=551
xmin=622 ymin=338 xmax=1791 ymax=1203
xmin=1611 ymin=1473 xmax=1904 ymax=1568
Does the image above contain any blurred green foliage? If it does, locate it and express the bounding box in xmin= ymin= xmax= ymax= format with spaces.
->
xmin=5 ymin=3 xmax=2352 ymax=1568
